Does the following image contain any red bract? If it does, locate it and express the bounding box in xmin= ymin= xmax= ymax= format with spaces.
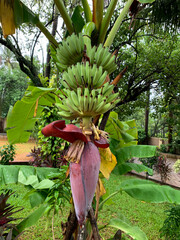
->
xmin=42 ymin=120 xmax=109 ymax=225
xmin=42 ymin=120 xmax=87 ymax=143
xmin=91 ymin=135 xmax=109 ymax=148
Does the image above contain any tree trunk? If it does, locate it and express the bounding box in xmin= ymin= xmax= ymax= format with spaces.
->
xmin=45 ymin=7 xmax=58 ymax=79
xmin=168 ymin=108 xmax=173 ymax=152
xmin=144 ymin=87 xmax=150 ymax=144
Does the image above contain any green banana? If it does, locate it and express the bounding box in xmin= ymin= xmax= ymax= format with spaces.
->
xmin=107 ymin=92 xmax=119 ymax=103
xmin=103 ymin=84 xmax=114 ymax=97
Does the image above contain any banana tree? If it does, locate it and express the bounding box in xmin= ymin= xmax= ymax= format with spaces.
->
xmin=0 ymin=0 xmax=168 ymax=239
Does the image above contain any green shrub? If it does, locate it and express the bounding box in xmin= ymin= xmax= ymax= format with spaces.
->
xmin=160 ymin=205 xmax=180 ymax=240
xmin=35 ymin=107 xmax=69 ymax=167
xmin=160 ymin=144 xmax=168 ymax=153
xmin=0 ymin=144 xmax=15 ymax=165
xmin=139 ymin=155 xmax=158 ymax=169
xmin=138 ymin=129 xmax=147 ymax=144
xmin=173 ymin=159 xmax=180 ymax=173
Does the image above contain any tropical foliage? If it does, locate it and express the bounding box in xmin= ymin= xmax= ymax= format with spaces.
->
xmin=0 ymin=0 xmax=179 ymax=239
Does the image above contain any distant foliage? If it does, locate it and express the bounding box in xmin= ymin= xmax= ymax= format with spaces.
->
xmin=0 ymin=68 xmax=28 ymax=118
xmin=160 ymin=204 xmax=180 ymax=240
xmin=138 ymin=129 xmax=147 ymax=144
xmin=0 ymin=144 xmax=15 ymax=165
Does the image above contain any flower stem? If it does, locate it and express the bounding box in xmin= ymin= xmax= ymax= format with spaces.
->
xmin=104 ymin=0 xmax=134 ymax=47
xmin=82 ymin=117 xmax=92 ymax=131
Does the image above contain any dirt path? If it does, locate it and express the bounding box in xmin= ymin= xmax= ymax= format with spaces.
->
xmin=0 ymin=139 xmax=36 ymax=162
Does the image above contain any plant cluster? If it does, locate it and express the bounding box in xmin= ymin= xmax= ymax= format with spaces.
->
xmin=173 ymin=159 xmax=180 ymax=173
xmin=0 ymin=144 xmax=15 ymax=165
xmin=154 ymin=155 xmax=171 ymax=183
xmin=139 ymin=153 xmax=171 ymax=182
xmin=160 ymin=204 xmax=180 ymax=240
xmin=0 ymin=190 xmax=23 ymax=239
xmin=139 ymin=155 xmax=158 ymax=170
xmin=28 ymin=146 xmax=68 ymax=168
xmin=138 ymin=129 xmax=147 ymax=144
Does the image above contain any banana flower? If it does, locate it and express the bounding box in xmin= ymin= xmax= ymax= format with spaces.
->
xmin=42 ymin=120 xmax=109 ymax=225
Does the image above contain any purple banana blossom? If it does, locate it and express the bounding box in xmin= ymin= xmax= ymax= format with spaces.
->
xmin=42 ymin=120 xmax=109 ymax=225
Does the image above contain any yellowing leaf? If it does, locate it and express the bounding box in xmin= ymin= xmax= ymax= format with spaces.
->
xmin=99 ymin=178 xmax=106 ymax=196
xmin=99 ymin=147 xmax=117 ymax=179
xmin=0 ymin=0 xmax=15 ymax=37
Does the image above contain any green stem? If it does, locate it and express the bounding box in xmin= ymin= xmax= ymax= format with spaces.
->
xmin=104 ymin=0 xmax=134 ymax=47
xmin=36 ymin=22 xmax=58 ymax=48
xmin=82 ymin=117 xmax=92 ymax=131
xmin=98 ymin=0 xmax=118 ymax=44
xmin=81 ymin=0 xmax=92 ymax=22
xmin=96 ymin=0 xmax=104 ymax=30
xmin=54 ymin=0 xmax=74 ymax=34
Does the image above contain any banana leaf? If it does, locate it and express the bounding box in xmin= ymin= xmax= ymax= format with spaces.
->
xmin=121 ymin=178 xmax=180 ymax=204
xmin=6 ymin=86 xmax=56 ymax=144
xmin=108 ymin=214 xmax=148 ymax=240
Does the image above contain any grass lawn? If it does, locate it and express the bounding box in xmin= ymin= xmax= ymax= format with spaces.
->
xmin=1 ymin=174 xmax=168 ymax=240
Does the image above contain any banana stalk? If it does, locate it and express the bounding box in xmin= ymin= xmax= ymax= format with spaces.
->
xmin=95 ymin=0 xmax=104 ymax=30
xmin=104 ymin=0 xmax=134 ymax=47
xmin=54 ymin=0 xmax=74 ymax=34
xmin=98 ymin=0 xmax=118 ymax=44
xmin=81 ymin=0 xmax=92 ymax=22
xmin=36 ymin=22 xmax=58 ymax=48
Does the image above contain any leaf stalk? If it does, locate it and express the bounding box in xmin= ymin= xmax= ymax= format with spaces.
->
xmin=104 ymin=0 xmax=134 ymax=47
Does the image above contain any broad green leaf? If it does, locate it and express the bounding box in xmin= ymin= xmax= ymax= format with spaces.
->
xmin=71 ymin=6 xmax=85 ymax=34
xmin=115 ymin=162 xmax=153 ymax=175
xmin=23 ymin=86 xmax=56 ymax=105
xmin=15 ymin=204 xmax=48 ymax=234
xmin=33 ymin=179 xmax=55 ymax=189
xmin=110 ymin=144 xmax=156 ymax=164
xmin=6 ymin=86 xmax=56 ymax=144
xmin=0 ymin=165 xmax=60 ymax=186
xmin=20 ymin=175 xmax=39 ymax=186
xmin=1 ymin=166 xmax=19 ymax=184
xmin=14 ymin=0 xmax=39 ymax=27
xmin=108 ymin=217 xmax=148 ymax=240
xmin=6 ymin=100 xmax=44 ymax=144
xmin=105 ymin=112 xmax=137 ymax=144
xmin=29 ymin=191 xmax=47 ymax=208
xmin=121 ymin=179 xmax=180 ymax=204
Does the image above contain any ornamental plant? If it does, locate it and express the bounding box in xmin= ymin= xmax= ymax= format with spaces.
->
xmin=173 ymin=159 xmax=180 ymax=173
xmin=3 ymin=0 xmax=180 ymax=240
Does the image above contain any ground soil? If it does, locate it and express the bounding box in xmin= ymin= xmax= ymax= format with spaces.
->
xmin=0 ymin=139 xmax=36 ymax=162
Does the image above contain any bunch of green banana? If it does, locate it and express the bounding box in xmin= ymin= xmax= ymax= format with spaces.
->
xmin=62 ymin=62 xmax=107 ymax=90
xmin=56 ymin=85 xmax=120 ymax=119
xmin=56 ymin=33 xmax=84 ymax=70
xmin=87 ymin=44 xmax=117 ymax=74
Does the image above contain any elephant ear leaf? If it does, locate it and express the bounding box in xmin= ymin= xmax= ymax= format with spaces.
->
xmin=6 ymin=86 xmax=56 ymax=144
